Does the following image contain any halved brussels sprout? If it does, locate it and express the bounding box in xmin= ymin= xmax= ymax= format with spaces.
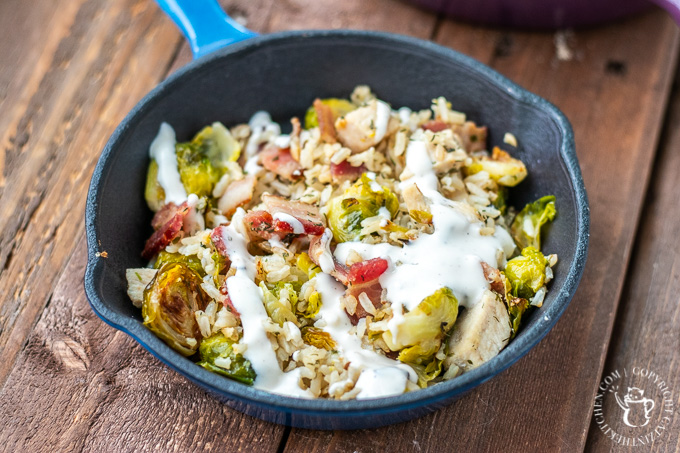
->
xmin=507 ymin=296 xmax=530 ymax=338
xmin=383 ymin=287 xmax=458 ymax=358
xmin=510 ymin=195 xmax=557 ymax=251
xmin=301 ymin=326 xmax=336 ymax=350
xmin=154 ymin=251 xmax=205 ymax=277
xmin=197 ymin=333 xmax=256 ymax=385
xmin=296 ymin=252 xmax=321 ymax=279
xmin=145 ymin=159 xmax=166 ymax=212
xmin=191 ymin=122 xmax=241 ymax=172
xmin=142 ymin=262 xmax=210 ymax=356
xmin=466 ymin=147 xmax=527 ymax=187
xmin=326 ymin=174 xmax=400 ymax=242
xmin=505 ymin=247 xmax=547 ymax=300
xmin=398 ymin=346 xmax=443 ymax=388
xmin=297 ymin=291 xmax=321 ymax=319
xmin=304 ymin=98 xmax=356 ymax=129
xmin=260 ymin=282 xmax=298 ymax=326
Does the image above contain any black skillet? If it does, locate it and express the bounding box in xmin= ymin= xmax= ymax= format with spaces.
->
xmin=84 ymin=0 xmax=589 ymax=429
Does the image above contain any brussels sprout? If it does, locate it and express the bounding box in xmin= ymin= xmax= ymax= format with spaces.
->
xmin=142 ymin=262 xmax=210 ymax=356
xmin=154 ymin=251 xmax=205 ymax=277
xmin=493 ymin=186 xmax=508 ymax=216
xmin=383 ymin=287 xmax=458 ymax=358
xmin=510 ymin=195 xmax=557 ymax=251
xmin=176 ymin=142 xmax=220 ymax=198
xmin=507 ymin=296 xmax=529 ymax=339
xmin=297 ymin=291 xmax=322 ymax=319
xmin=326 ymin=174 xmax=400 ymax=242
xmin=259 ymin=282 xmax=298 ymax=326
xmin=296 ymin=252 xmax=321 ymax=279
xmin=191 ymin=122 xmax=241 ymax=172
xmin=398 ymin=346 xmax=443 ymax=388
xmin=505 ymin=247 xmax=547 ymax=300
xmin=301 ymin=326 xmax=337 ymax=350
xmin=197 ymin=333 xmax=256 ymax=385
xmin=466 ymin=147 xmax=527 ymax=187
xmin=145 ymin=159 xmax=166 ymax=212
xmin=304 ymin=98 xmax=356 ymax=129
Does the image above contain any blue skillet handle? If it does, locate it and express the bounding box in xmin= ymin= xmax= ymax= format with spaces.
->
xmin=155 ymin=0 xmax=257 ymax=59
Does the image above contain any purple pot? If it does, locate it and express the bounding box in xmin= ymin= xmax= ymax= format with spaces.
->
xmin=407 ymin=0 xmax=680 ymax=29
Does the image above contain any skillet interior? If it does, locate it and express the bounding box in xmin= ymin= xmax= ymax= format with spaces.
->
xmin=85 ymin=30 xmax=588 ymax=429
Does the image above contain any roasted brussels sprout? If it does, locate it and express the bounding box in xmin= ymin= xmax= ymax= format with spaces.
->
xmin=297 ymin=291 xmax=322 ymax=319
xmin=383 ymin=287 xmax=458 ymax=359
xmin=326 ymin=174 xmax=400 ymax=242
xmin=197 ymin=333 xmax=256 ymax=385
xmin=507 ymin=296 xmax=530 ymax=338
xmin=301 ymin=326 xmax=336 ymax=350
xmin=142 ymin=262 xmax=210 ymax=356
xmin=397 ymin=348 xmax=443 ymax=388
xmin=191 ymin=122 xmax=241 ymax=172
xmin=144 ymin=159 xmax=166 ymax=212
xmin=154 ymin=251 xmax=205 ymax=277
xmin=296 ymin=252 xmax=321 ymax=279
xmin=510 ymin=195 xmax=557 ymax=251
xmin=260 ymin=282 xmax=298 ymax=326
xmin=466 ymin=147 xmax=527 ymax=187
xmin=505 ymin=247 xmax=547 ymax=300
xmin=304 ymin=98 xmax=356 ymax=129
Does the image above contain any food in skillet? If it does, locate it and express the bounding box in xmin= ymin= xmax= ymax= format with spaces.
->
xmin=126 ymin=86 xmax=557 ymax=399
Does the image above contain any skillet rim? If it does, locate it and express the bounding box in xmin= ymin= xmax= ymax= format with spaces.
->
xmin=84 ymin=29 xmax=589 ymax=417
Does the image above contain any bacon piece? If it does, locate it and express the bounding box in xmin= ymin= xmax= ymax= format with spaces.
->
xmin=422 ymin=120 xmax=449 ymax=132
xmin=262 ymin=194 xmax=325 ymax=235
xmin=330 ymin=160 xmax=366 ymax=182
xmin=243 ymin=210 xmax=280 ymax=241
xmin=451 ymin=121 xmax=487 ymax=153
xmin=151 ymin=202 xmax=180 ymax=230
xmin=210 ymin=226 xmax=229 ymax=257
xmin=481 ymin=261 xmax=508 ymax=299
xmin=142 ymin=202 xmax=190 ymax=259
xmin=348 ymin=258 xmax=388 ymax=284
xmin=260 ymin=145 xmax=303 ymax=181
xmin=218 ymin=175 xmax=257 ymax=217
xmin=314 ymin=98 xmax=337 ymax=143
xmin=219 ymin=283 xmax=240 ymax=319
xmin=308 ymin=233 xmax=349 ymax=286
xmin=346 ymin=280 xmax=383 ymax=325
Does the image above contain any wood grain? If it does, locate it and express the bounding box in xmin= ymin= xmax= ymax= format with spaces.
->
xmin=0 ymin=0 xmax=183 ymax=386
xmin=283 ymin=10 xmax=679 ymax=453
xmin=585 ymin=73 xmax=680 ymax=452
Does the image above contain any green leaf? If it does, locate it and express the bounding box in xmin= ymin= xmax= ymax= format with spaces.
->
xmin=198 ymin=333 xmax=256 ymax=385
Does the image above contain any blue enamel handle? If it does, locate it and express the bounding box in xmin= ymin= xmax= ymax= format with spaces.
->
xmin=155 ymin=0 xmax=257 ymax=59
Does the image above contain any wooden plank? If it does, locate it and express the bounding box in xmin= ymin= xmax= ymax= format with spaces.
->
xmin=0 ymin=241 xmax=285 ymax=452
xmin=585 ymin=73 xmax=680 ymax=452
xmin=283 ymin=9 xmax=679 ymax=453
xmin=0 ymin=0 xmax=184 ymax=386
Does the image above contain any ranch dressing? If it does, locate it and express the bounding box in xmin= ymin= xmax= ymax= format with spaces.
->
xmin=149 ymin=123 xmax=187 ymax=204
xmin=221 ymin=209 xmax=312 ymax=398
xmin=373 ymin=100 xmax=392 ymax=144
xmin=315 ymin=273 xmax=416 ymax=399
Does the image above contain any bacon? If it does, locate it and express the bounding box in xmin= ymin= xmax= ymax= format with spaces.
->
xmin=262 ymin=194 xmax=325 ymax=235
xmin=422 ymin=120 xmax=449 ymax=132
xmin=452 ymin=121 xmax=487 ymax=153
xmin=348 ymin=258 xmax=388 ymax=284
xmin=243 ymin=210 xmax=280 ymax=240
xmin=217 ymin=175 xmax=256 ymax=217
xmin=346 ymin=280 xmax=383 ymax=325
xmin=219 ymin=283 xmax=240 ymax=319
xmin=142 ymin=202 xmax=190 ymax=259
xmin=210 ymin=226 xmax=229 ymax=257
xmin=314 ymin=98 xmax=337 ymax=143
xmin=330 ymin=160 xmax=366 ymax=182
xmin=151 ymin=202 xmax=180 ymax=230
xmin=481 ymin=261 xmax=508 ymax=299
xmin=308 ymin=234 xmax=349 ymax=286
xmin=260 ymin=145 xmax=303 ymax=181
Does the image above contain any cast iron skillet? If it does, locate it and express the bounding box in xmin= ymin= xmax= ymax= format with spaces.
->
xmin=84 ymin=0 xmax=589 ymax=429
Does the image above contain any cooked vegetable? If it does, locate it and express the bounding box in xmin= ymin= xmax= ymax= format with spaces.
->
xmin=383 ymin=287 xmax=458 ymax=359
xmin=507 ymin=296 xmax=530 ymax=338
xmin=326 ymin=174 xmax=400 ymax=242
xmin=466 ymin=147 xmax=527 ymax=187
xmin=142 ymin=262 xmax=210 ymax=356
xmin=301 ymin=326 xmax=336 ymax=350
xmin=297 ymin=291 xmax=322 ymax=319
xmin=296 ymin=252 xmax=321 ymax=279
xmin=260 ymin=282 xmax=298 ymax=326
xmin=505 ymin=247 xmax=547 ymax=300
xmin=304 ymin=98 xmax=356 ymax=129
xmin=191 ymin=122 xmax=241 ymax=172
xmin=154 ymin=251 xmax=205 ymax=277
xmin=510 ymin=195 xmax=557 ymax=250
xmin=144 ymin=159 xmax=166 ymax=212
xmin=197 ymin=333 xmax=256 ymax=384
xmin=397 ymin=343 xmax=444 ymax=388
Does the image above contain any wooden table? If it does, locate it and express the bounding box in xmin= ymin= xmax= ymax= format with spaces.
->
xmin=1 ymin=0 xmax=679 ymax=451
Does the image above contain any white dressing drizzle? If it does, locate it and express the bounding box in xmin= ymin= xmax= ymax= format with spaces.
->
xmin=246 ymin=111 xmax=281 ymax=158
xmin=149 ymin=123 xmax=187 ymax=204
xmin=397 ymin=107 xmax=412 ymax=125
xmin=221 ymin=209 xmax=312 ymax=398
xmin=315 ymin=274 xmax=415 ymax=398
xmin=373 ymin=100 xmax=392 ymax=144
xmin=272 ymin=212 xmax=305 ymax=234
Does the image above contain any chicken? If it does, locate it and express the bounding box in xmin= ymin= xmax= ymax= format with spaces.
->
xmin=335 ymin=99 xmax=399 ymax=153
xmin=444 ymin=290 xmax=511 ymax=375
